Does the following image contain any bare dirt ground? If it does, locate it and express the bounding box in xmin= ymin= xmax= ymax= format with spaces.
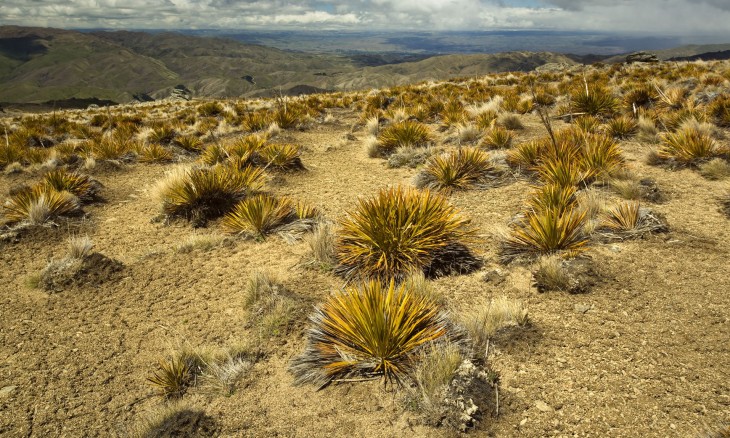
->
xmin=1 ymin=107 xmax=729 ymax=438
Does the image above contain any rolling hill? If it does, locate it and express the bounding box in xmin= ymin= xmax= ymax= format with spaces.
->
xmin=0 ymin=26 xmax=577 ymax=106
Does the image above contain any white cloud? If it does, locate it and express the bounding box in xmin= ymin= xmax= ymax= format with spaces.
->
xmin=0 ymin=0 xmax=729 ymax=36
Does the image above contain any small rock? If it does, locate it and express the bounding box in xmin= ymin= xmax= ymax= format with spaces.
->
xmin=482 ymin=268 xmax=507 ymax=285
xmin=574 ymin=303 xmax=592 ymax=314
xmin=0 ymin=386 xmax=17 ymax=398
xmin=519 ymin=418 xmax=528 ymax=426
xmin=535 ymin=400 xmax=552 ymax=412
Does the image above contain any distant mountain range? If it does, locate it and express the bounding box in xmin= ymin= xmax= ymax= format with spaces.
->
xmin=1 ymin=26 xmax=729 ymax=107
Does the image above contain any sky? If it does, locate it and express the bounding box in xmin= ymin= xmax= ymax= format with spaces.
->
xmin=2 ymin=0 xmax=730 ymax=37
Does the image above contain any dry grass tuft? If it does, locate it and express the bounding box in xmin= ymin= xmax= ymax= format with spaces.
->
xmin=699 ymin=158 xmax=730 ymax=180
xmin=459 ymin=297 xmax=529 ymax=357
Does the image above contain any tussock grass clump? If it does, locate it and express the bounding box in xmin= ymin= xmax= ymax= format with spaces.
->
xmin=40 ymin=169 xmax=100 ymax=203
xmin=155 ymin=165 xmax=265 ymax=225
xmin=527 ymin=184 xmax=578 ymax=216
xmin=147 ymin=354 xmax=198 ymax=399
xmin=222 ymin=194 xmax=295 ymax=237
xmin=497 ymin=114 xmax=524 ymax=130
xmin=407 ymin=343 xmax=464 ymax=412
xmin=3 ymin=186 xmax=80 ymax=226
xmin=67 ymin=235 xmax=94 ymax=260
xmin=375 ymin=120 xmax=433 ymax=156
xmin=458 ymin=297 xmax=529 ymax=356
xmin=174 ymin=134 xmax=204 ymax=152
xmin=480 ymin=126 xmax=514 ymax=149
xmin=305 ymin=221 xmax=337 ymax=270
xmin=175 ymin=232 xmax=225 ymax=253
xmin=656 ymin=125 xmax=720 ymax=165
xmin=130 ymin=402 xmax=218 ymax=438
xmin=699 ymin=158 xmax=730 ymax=180
xmin=336 ymin=186 xmax=475 ymax=280
xmin=138 ymin=143 xmax=173 ymax=163
xmin=290 ymin=280 xmax=449 ymax=387
xmin=197 ymin=101 xmax=224 ymax=117
xmin=244 ymin=270 xmax=301 ymax=338
xmin=570 ymin=84 xmax=619 ymax=118
xmin=709 ymin=95 xmax=730 ymax=127
xmin=532 ymin=255 xmax=571 ymax=292
xmin=500 ymin=207 xmax=588 ymax=263
xmin=241 ymin=111 xmax=272 ymax=132
xmin=387 ymin=146 xmax=435 ymax=169
xmin=260 ymin=143 xmax=304 ymax=171
xmin=415 ymin=148 xmax=498 ymax=192
xmin=596 ymin=201 xmax=668 ymax=239
xmin=607 ymin=116 xmax=638 ymax=139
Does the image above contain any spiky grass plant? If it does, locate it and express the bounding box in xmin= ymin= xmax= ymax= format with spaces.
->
xmin=573 ymin=115 xmax=600 ymax=133
xmin=200 ymin=144 xmax=227 ymax=166
xmin=3 ymin=186 xmax=80 ymax=225
xmin=376 ymin=120 xmax=433 ymax=157
xmin=222 ymin=194 xmax=295 ymax=237
xmin=527 ymin=184 xmax=578 ymax=216
xmin=138 ymin=143 xmax=173 ymax=163
xmin=337 ymin=186 xmax=474 ymax=280
xmin=271 ymin=106 xmax=302 ymax=129
xmin=600 ymin=201 xmax=641 ymax=231
xmin=657 ymin=125 xmax=719 ymax=165
xmin=595 ymin=200 xmax=668 ymax=240
xmin=500 ymin=207 xmax=588 ymax=263
xmin=581 ymin=133 xmax=625 ymax=180
xmin=241 ymin=111 xmax=271 ymax=132
xmin=147 ymin=355 xmax=193 ymax=399
xmin=607 ymin=116 xmax=638 ymax=139
xmin=709 ymin=95 xmax=730 ymax=127
xmin=174 ymin=135 xmax=204 ymax=153
xmin=156 ymin=165 xmax=266 ymax=225
xmin=536 ymin=155 xmax=593 ymax=188
xmin=0 ymin=142 xmax=25 ymax=169
xmin=148 ymin=126 xmax=176 ymax=144
xmin=571 ymin=84 xmax=618 ymax=118
xmin=480 ymin=126 xmax=514 ymax=149
xmin=474 ymin=110 xmax=498 ymax=131
xmin=415 ymin=148 xmax=496 ymax=192
xmin=506 ymin=140 xmax=541 ymax=170
xmin=440 ymin=100 xmax=467 ymax=128
xmin=197 ymin=101 xmax=224 ymax=117
xmin=260 ymin=143 xmax=304 ymax=171
xmin=40 ymin=169 xmax=99 ymax=203
xmin=290 ymin=280 xmax=448 ymax=387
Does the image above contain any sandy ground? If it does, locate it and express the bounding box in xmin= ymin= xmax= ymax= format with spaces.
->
xmin=0 ymin=106 xmax=729 ymax=438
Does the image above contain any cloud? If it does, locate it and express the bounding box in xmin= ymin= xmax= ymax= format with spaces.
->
xmin=0 ymin=0 xmax=729 ymax=36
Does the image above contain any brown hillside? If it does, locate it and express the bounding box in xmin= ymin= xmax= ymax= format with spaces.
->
xmin=0 ymin=60 xmax=728 ymax=437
